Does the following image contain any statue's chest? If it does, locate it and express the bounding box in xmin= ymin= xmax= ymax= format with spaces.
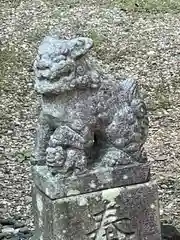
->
xmin=41 ymin=90 xmax=98 ymax=123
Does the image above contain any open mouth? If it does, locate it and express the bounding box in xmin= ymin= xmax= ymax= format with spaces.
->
xmin=50 ymin=69 xmax=73 ymax=81
xmin=35 ymin=58 xmax=75 ymax=81
xmin=49 ymin=63 xmax=74 ymax=81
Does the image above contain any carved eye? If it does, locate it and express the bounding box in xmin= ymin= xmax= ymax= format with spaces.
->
xmin=131 ymin=99 xmax=147 ymax=118
xmin=137 ymin=105 xmax=145 ymax=117
xmin=75 ymin=40 xmax=84 ymax=47
xmin=76 ymin=65 xmax=85 ymax=75
xmin=140 ymin=104 xmax=146 ymax=114
xmin=55 ymin=58 xmax=61 ymax=63
xmin=60 ymin=48 xmax=69 ymax=56
xmin=54 ymin=55 xmax=66 ymax=63
xmin=137 ymin=103 xmax=147 ymax=117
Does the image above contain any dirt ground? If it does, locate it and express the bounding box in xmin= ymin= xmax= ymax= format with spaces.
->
xmin=0 ymin=0 xmax=180 ymax=235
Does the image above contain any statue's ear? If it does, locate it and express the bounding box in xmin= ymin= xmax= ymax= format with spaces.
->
xmin=70 ymin=37 xmax=93 ymax=59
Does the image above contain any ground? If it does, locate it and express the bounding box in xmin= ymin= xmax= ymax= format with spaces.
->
xmin=0 ymin=0 xmax=180 ymax=237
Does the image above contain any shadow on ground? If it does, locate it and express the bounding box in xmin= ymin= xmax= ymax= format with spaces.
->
xmin=162 ymin=223 xmax=180 ymax=240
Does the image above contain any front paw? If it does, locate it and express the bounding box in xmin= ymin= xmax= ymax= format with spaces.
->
xmin=100 ymin=147 xmax=134 ymax=167
xmin=63 ymin=149 xmax=88 ymax=175
xmin=46 ymin=146 xmax=65 ymax=167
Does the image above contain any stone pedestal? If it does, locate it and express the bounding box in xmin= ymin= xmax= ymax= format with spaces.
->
xmin=31 ymin=164 xmax=161 ymax=240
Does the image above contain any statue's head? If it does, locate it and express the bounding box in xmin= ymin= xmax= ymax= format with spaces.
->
xmin=33 ymin=35 xmax=94 ymax=85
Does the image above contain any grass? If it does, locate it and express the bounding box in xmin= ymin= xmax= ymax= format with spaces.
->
xmin=153 ymin=83 xmax=172 ymax=110
xmin=26 ymin=28 xmax=49 ymax=43
xmin=42 ymin=0 xmax=180 ymax=12
xmin=86 ymin=30 xmax=106 ymax=56
xmin=113 ymin=0 xmax=180 ymax=12
xmin=0 ymin=47 xmax=17 ymax=91
xmin=0 ymin=45 xmax=31 ymax=92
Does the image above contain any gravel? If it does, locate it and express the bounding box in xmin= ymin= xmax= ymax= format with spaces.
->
xmin=0 ymin=217 xmax=33 ymax=239
xmin=0 ymin=0 xmax=180 ymax=238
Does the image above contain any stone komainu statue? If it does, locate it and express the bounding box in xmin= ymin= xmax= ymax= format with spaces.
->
xmin=33 ymin=35 xmax=149 ymax=175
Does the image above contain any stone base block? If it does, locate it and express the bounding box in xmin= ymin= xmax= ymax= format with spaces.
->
xmin=31 ymin=164 xmax=150 ymax=199
xmin=31 ymin=181 xmax=161 ymax=240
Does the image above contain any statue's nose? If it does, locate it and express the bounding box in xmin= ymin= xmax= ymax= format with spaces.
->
xmin=34 ymin=56 xmax=51 ymax=80
xmin=36 ymin=55 xmax=51 ymax=70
